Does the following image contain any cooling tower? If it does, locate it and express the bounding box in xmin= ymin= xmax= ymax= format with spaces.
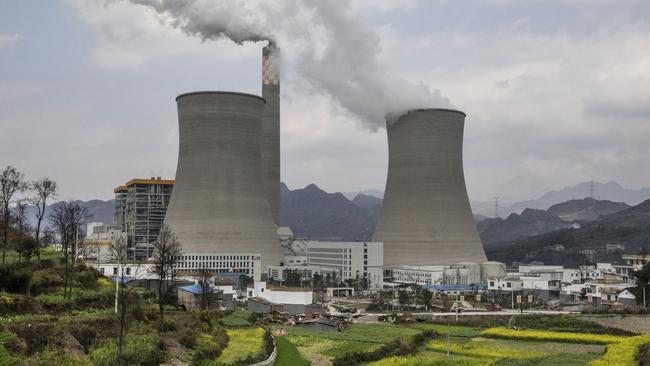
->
xmin=261 ymin=43 xmax=281 ymax=226
xmin=164 ymin=91 xmax=282 ymax=270
xmin=373 ymin=108 xmax=487 ymax=267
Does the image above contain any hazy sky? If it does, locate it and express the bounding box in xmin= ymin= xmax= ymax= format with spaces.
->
xmin=1 ymin=0 xmax=649 ymax=203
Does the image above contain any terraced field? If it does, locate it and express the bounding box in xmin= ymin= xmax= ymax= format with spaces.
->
xmin=273 ymin=321 xmax=650 ymax=366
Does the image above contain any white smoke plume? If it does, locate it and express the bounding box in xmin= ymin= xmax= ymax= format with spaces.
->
xmin=129 ymin=0 xmax=450 ymax=129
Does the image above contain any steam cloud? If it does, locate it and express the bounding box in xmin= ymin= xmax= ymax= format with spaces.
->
xmin=129 ymin=0 xmax=450 ymax=129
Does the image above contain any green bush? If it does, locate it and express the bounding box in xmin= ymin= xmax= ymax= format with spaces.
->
xmin=193 ymin=325 xmax=229 ymax=364
xmin=34 ymin=347 xmax=90 ymax=366
xmin=75 ymin=270 xmax=99 ymax=290
xmin=0 ymin=292 xmax=43 ymax=316
xmin=0 ymin=266 xmax=32 ymax=293
xmin=179 ymin=329 xmax=198 ymax=349
xmin=87 ymin=325 xmax=166 ymax=366
xmin=88 ymin=339 xmax=119 ymax=366
xmin=333 ymin=330 xmax=438 ymax=366
xmin=123 ymin=327 xmax=166 ymax=365
xmin=161 ymin=318 xmax=177 ymax=332
xmin=36 ymin=293 xmax=75 ymax=311
xmin=28 ymin=270 xmax=64 ymax=296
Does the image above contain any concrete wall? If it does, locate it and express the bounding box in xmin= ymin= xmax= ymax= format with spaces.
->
xmin=165 ymin=92 xmax=282 ymax=271
xmin=374 ymin=109 xmax=487 ymax=267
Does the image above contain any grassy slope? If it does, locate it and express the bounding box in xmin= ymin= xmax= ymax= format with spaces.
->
xmin=275 ymin=337 xmax=309 ymax=366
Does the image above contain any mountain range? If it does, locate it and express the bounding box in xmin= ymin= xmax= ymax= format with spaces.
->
xmin=20 ymin=180 xmax=650 ymax=267
xmin=486 ymin=198 xmax=650 ymax=267
xmin=471 ymin=181 xmax=650 ymax=217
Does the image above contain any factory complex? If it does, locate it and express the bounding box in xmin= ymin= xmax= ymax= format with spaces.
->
xmin=80 ymin=41 xmax=643 ymax=313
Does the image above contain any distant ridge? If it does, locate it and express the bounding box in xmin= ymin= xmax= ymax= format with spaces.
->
xmin=472 ymin=181 xmax=650 ymax=217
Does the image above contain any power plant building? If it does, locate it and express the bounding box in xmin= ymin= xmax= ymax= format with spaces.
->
xmin=373 ymin=109 xmax=487 ymax=268
xmin=113 ymin=177 xmax=174 ymax=259
xmin=268 ymin=240 xmax=384 ymax=290
xmin=163 ymin=91 xmax=282 ymax=276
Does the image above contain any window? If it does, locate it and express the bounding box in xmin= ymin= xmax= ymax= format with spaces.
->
xmin=489 ymin=281 xmax=494 ymax=287
xmin=113 ymin=267 xmax=117 ymax=275
xmin=506 ymin=282 xmax=511 ymax=288
xmin=100 ymin=268 xmax=105 ymax=274
xmin=126 ymin=268 xmax=131 ymax=275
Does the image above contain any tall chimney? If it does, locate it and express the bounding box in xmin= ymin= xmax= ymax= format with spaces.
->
xmin=262 ymin=43 xmax=281 ymax=226
xmin=373 ymin=108 xmax=486 ymax=267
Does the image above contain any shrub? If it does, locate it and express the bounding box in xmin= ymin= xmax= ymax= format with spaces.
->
xmin=588 ymin=334 xmax=650 ymax=366
xmin=179 ymin=329 xmax=198 ymax=349
xmin=75 ymin=270 xmax=99 ymax=290
xmin=480 ymin=327 xmax=625 ymax=345
xmin=28 ymin=270 xmax=64 ymax=296
xmin=193 ymin=332 xmax=229 ymax=363
xmin=9 ymin=321 xmax=57 ymax=354
xmin=3 ymin=268 xmax=32 ymax=293
xmin=161 ymin=318 xmax=177 ymax=332
xmin=333 ymin=330 xmax=437 ymax=366
xmin=0 ymin=331 xmax=22 ymax=365
xmin=131 ymin=304 xmax=147 ymax=322
xmin=36 ymin=293 xmax=75 ymax=311
xmin=87 ymin=324 xmax=165 ymax=366
xmin=88 ymin=339 xmax=119 ymax=366
xmin=33 ymin=346 xmax=90 ymax=366
xmin=122 ymin=327 xmax=166 ymax=366
xmin=69 ymin=323 xmax=98 ymax=351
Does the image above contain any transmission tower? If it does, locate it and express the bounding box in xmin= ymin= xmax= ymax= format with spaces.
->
xmin=494 ymin=196 xmax=500 ymax=218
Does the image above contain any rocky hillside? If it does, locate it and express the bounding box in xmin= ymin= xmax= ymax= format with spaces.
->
xmin=23 ymin=199 xmax=115 ymax=229
xmin=486 ymin=198 xmax=650 ymax=266
xmin=280 ymin=183 xmax=376 ymax=240
xmin=547 ymin=198 xmax=629 ymax=222
xmin=477 ymin=209 xmax=572 ymax=249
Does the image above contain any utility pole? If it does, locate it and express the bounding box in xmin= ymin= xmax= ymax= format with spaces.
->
xmin=494 ymin=196 xmax=500 ymax=218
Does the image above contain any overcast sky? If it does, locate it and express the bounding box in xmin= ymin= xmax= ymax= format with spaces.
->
xmin=1 ymin=0 xmax=649 ymax=203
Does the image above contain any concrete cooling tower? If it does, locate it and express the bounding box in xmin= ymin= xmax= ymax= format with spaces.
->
xmin=373 ymin=108 xmax=487 ymax=268
xmin=261 ymin=43 xmax=281 ymax=226
xmin=164 ymin=91 xmax=282 ymax=271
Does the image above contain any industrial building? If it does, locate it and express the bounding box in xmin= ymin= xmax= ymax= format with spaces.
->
xmin=83 ymin=222 xmax=123 ymax=261
xmin=113 ymin=177 xmax=174 ymax=259
xmin=373 ymin=109 xmax=487 ymax=267
xmin=163 ymin=91 xmax=282 ymax=274
xmin=175 ymin=253 xmax=262 ymax=281
xmin=390 ymin=261 xmax=505 ymax=286
xmin=268 ymin=240 xmax=384 ymax=290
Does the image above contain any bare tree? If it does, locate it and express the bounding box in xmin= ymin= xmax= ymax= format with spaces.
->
xmin=197 ymin=267 xmax=214 ymax=311
xmin=49 ymin=201 xmax=92 ymax=299
xmin=30 ymin=178 xmax=57 ymax=259
xmin=0 ymin=165 xmax=27 ymax=263
xmin=13 ymin=199 xmax=34 ymax=262
xmin=151 ymin=224 xmax=182 ymax=329
xmin=109 ymin=232 xmax=131 ymax=361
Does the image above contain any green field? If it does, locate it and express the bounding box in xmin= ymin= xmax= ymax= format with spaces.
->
xmin=272 ymin=321 xmax=650 ymax=366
